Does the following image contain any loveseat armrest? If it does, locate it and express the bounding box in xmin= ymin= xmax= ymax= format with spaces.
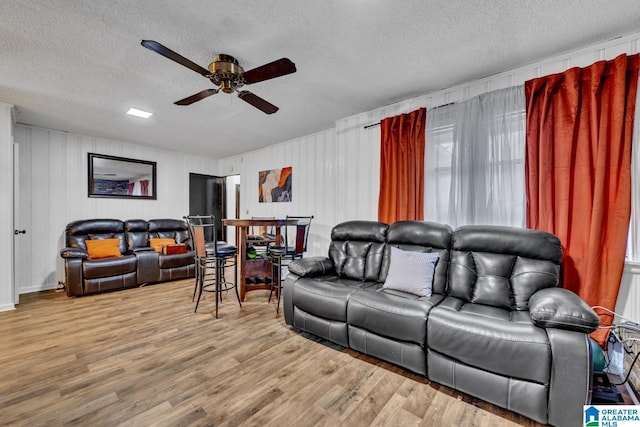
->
xmin=529 ymin=288 xmax=600 ymax=333
xmin=60 ymin=247 xmax=88 ymax=259
xmin=289 ymin=257 xmax=336 ymax=277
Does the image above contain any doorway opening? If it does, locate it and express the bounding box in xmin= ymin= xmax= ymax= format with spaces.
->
xmin=189 ymin=173 xmax=225 ymax=241
xmin=225 ymin=175 xmax=241 ymax=247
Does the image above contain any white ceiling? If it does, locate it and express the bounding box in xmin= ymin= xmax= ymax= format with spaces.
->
xmin=2 ymin=1 xmax=640 ymax=159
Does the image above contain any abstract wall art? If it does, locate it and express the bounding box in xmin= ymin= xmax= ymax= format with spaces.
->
xmin=259 ymin=167 xmax=292 ymax=202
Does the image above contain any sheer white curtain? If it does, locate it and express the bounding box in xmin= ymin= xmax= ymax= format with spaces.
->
xmin=629 ymin=79 xmax=640 ymax=261
xmin=424 ymin=86 xmax=526 ymax=228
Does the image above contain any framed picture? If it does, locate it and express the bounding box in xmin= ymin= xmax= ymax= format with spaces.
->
xmin=88 ymin=153 xmax=157 ymax=199
xmin=259 ymin=167 xmax=292 ymax=202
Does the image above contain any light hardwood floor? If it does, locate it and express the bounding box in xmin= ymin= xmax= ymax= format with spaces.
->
xmin=0 ymin=279 xmax=545 ymax=426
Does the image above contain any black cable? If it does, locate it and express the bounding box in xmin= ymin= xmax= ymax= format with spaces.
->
xmin=615 ymin=350 xmax=640 ymax=386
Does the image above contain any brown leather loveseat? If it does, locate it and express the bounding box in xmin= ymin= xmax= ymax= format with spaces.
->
xmin=60 ymin=218 xmax=195 ymax=297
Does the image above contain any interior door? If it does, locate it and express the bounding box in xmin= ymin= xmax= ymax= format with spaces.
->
xmin=189 ymin=173 xmax=225 ymax=241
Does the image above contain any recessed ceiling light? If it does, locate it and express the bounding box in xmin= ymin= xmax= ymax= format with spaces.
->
xmin=126 ymin=107 xmax=152 ymax=119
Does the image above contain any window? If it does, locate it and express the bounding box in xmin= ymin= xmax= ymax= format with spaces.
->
xmin=424 ymin=86 xmax=526 ymax=228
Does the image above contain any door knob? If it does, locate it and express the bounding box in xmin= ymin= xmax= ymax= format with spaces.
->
xmin=14 ymin=229 xmax=26 ymax=235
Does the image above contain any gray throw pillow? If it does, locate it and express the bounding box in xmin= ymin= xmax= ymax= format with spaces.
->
xmin=382 ymin=246 xmax=439 ymax=297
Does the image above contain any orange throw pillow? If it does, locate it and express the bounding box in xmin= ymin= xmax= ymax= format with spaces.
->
xmin=149 ymin=238 xmax=176 ymax=253
xmin=85 ymin=238 xmax=122 ymax=260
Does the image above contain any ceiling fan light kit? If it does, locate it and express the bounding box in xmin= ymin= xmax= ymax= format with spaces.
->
xmin=141 ymin=40 xmax=296 ymax=114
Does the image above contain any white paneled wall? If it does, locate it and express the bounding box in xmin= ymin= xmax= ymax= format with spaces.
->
xmin=219 ymin=130 xmax=342 ymax=257
xmin=13 ymin=124 xmax=220 ymax=294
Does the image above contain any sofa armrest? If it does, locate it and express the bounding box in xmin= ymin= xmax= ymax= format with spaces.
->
xmin=529 ymin=288 xmax=600 ymax=333
xmin=60 ymin=247 xmax=88 ymax=259
xmin=134 ymin=249 xmax=160 ymax=284
xmin=288 ymin=256 xmax=335 ymax=277
xmin=133 ymin=247 xmax=155 ymax=253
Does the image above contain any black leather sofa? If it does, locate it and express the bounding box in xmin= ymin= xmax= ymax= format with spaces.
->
xmin=283 ymin=220 xmax=600 ymax=427
xmin=60 ymin=218 xmax=195 ymax=297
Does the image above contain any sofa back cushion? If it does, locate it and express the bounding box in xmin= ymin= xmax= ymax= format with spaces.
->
xmin=65 ymin=219 xmax=128 ymax=255
xmin=449 ymin=225 xmax=562 ymax=311
xmin=148 ymin=219 xmax=191 ymax=249
xmin=329 ymin=221 xmax=388 ymax=282
xmin=383 ymin=221 xmax=453 ymax=295
xmin=125 ymin=219 xmax=149 ymax=251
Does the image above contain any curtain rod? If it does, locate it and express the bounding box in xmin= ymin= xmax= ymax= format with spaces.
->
xmin=363 ymin=103 xmax=454 ymax=130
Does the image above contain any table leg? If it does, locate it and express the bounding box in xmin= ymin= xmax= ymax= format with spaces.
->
xmin=238 ymin=226 xmax=247 ymax=302
xmin=275 ymin=226 xmax=282 ymax=246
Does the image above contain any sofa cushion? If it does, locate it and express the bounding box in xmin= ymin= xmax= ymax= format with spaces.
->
xmin=85 ymin=238 xmax=122 ymax=260
xmin=84 ymin=272 xmax=137 ymax=293
xmin=348 ymin=286 xmax=444 ymax=345
xmin=382 ymin=247 xmax=439 ymax=297
xmin=329 ymin=220 xmax=388 ymax=282
xmin=83 ymin=254 xmax=137 ymax=279
xmin=64 ymin=218 xmax=128 ymax=255
xmin=158 ymin=251 xmax=194 ymax=268
xmin=148 ymin=218 xmax=191 ymax=247
xmin=292 ymin=276 xmax=374 ymax=322
xmin=449 ymin=225 xmax=562 ymax=310
xmin=427 ymin=296 xmax=551 ymax=384
xmin=125 ymin=219 xmax=149 ymax=251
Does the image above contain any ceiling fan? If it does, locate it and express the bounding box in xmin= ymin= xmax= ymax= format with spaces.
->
xmin=141 ymin=40 xmax=296 ymax=114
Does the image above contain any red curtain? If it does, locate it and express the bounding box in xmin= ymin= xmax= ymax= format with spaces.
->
xmin=525 ymin=53 xmax=640 ymax=346
xmin=378 ymin=107 xmax=426 ymax=224
xmin=140 ymin=180 xmax=149 ymax=196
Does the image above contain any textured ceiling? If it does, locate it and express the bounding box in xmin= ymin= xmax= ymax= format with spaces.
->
xmin=2 ymin=1 xmax=640 ymax=158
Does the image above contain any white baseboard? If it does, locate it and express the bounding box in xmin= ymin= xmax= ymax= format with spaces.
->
xmin=0 ymin=303 xmax=16 ymax=312
xmin=19 ymin=283 xmax=57 ymax=295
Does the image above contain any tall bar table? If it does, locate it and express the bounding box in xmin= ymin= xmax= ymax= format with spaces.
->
xmin=222 ymin=218 xmax=292 ymax=301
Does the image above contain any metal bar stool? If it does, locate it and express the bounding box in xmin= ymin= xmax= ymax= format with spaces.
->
xmin=268 ymin=215 xmax=313 ymax=314
xmin=268 ymin=246 xmax=286 ymax=314
xmin=192 ymin=223 xmax=241 ymax=318
xmin=184 ymin=215 xmax=230 ymax=303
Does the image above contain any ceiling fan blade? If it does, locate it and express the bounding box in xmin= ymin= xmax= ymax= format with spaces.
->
xmin=141 ymin=40 xmax=210 ymax=77
xmin=237 ymin=90 xmax=279 ymax=114
xmin=175 ymin=89 xmax=219 ymax=105
xmin=242 ymin=58 xmax=296 ymax=84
